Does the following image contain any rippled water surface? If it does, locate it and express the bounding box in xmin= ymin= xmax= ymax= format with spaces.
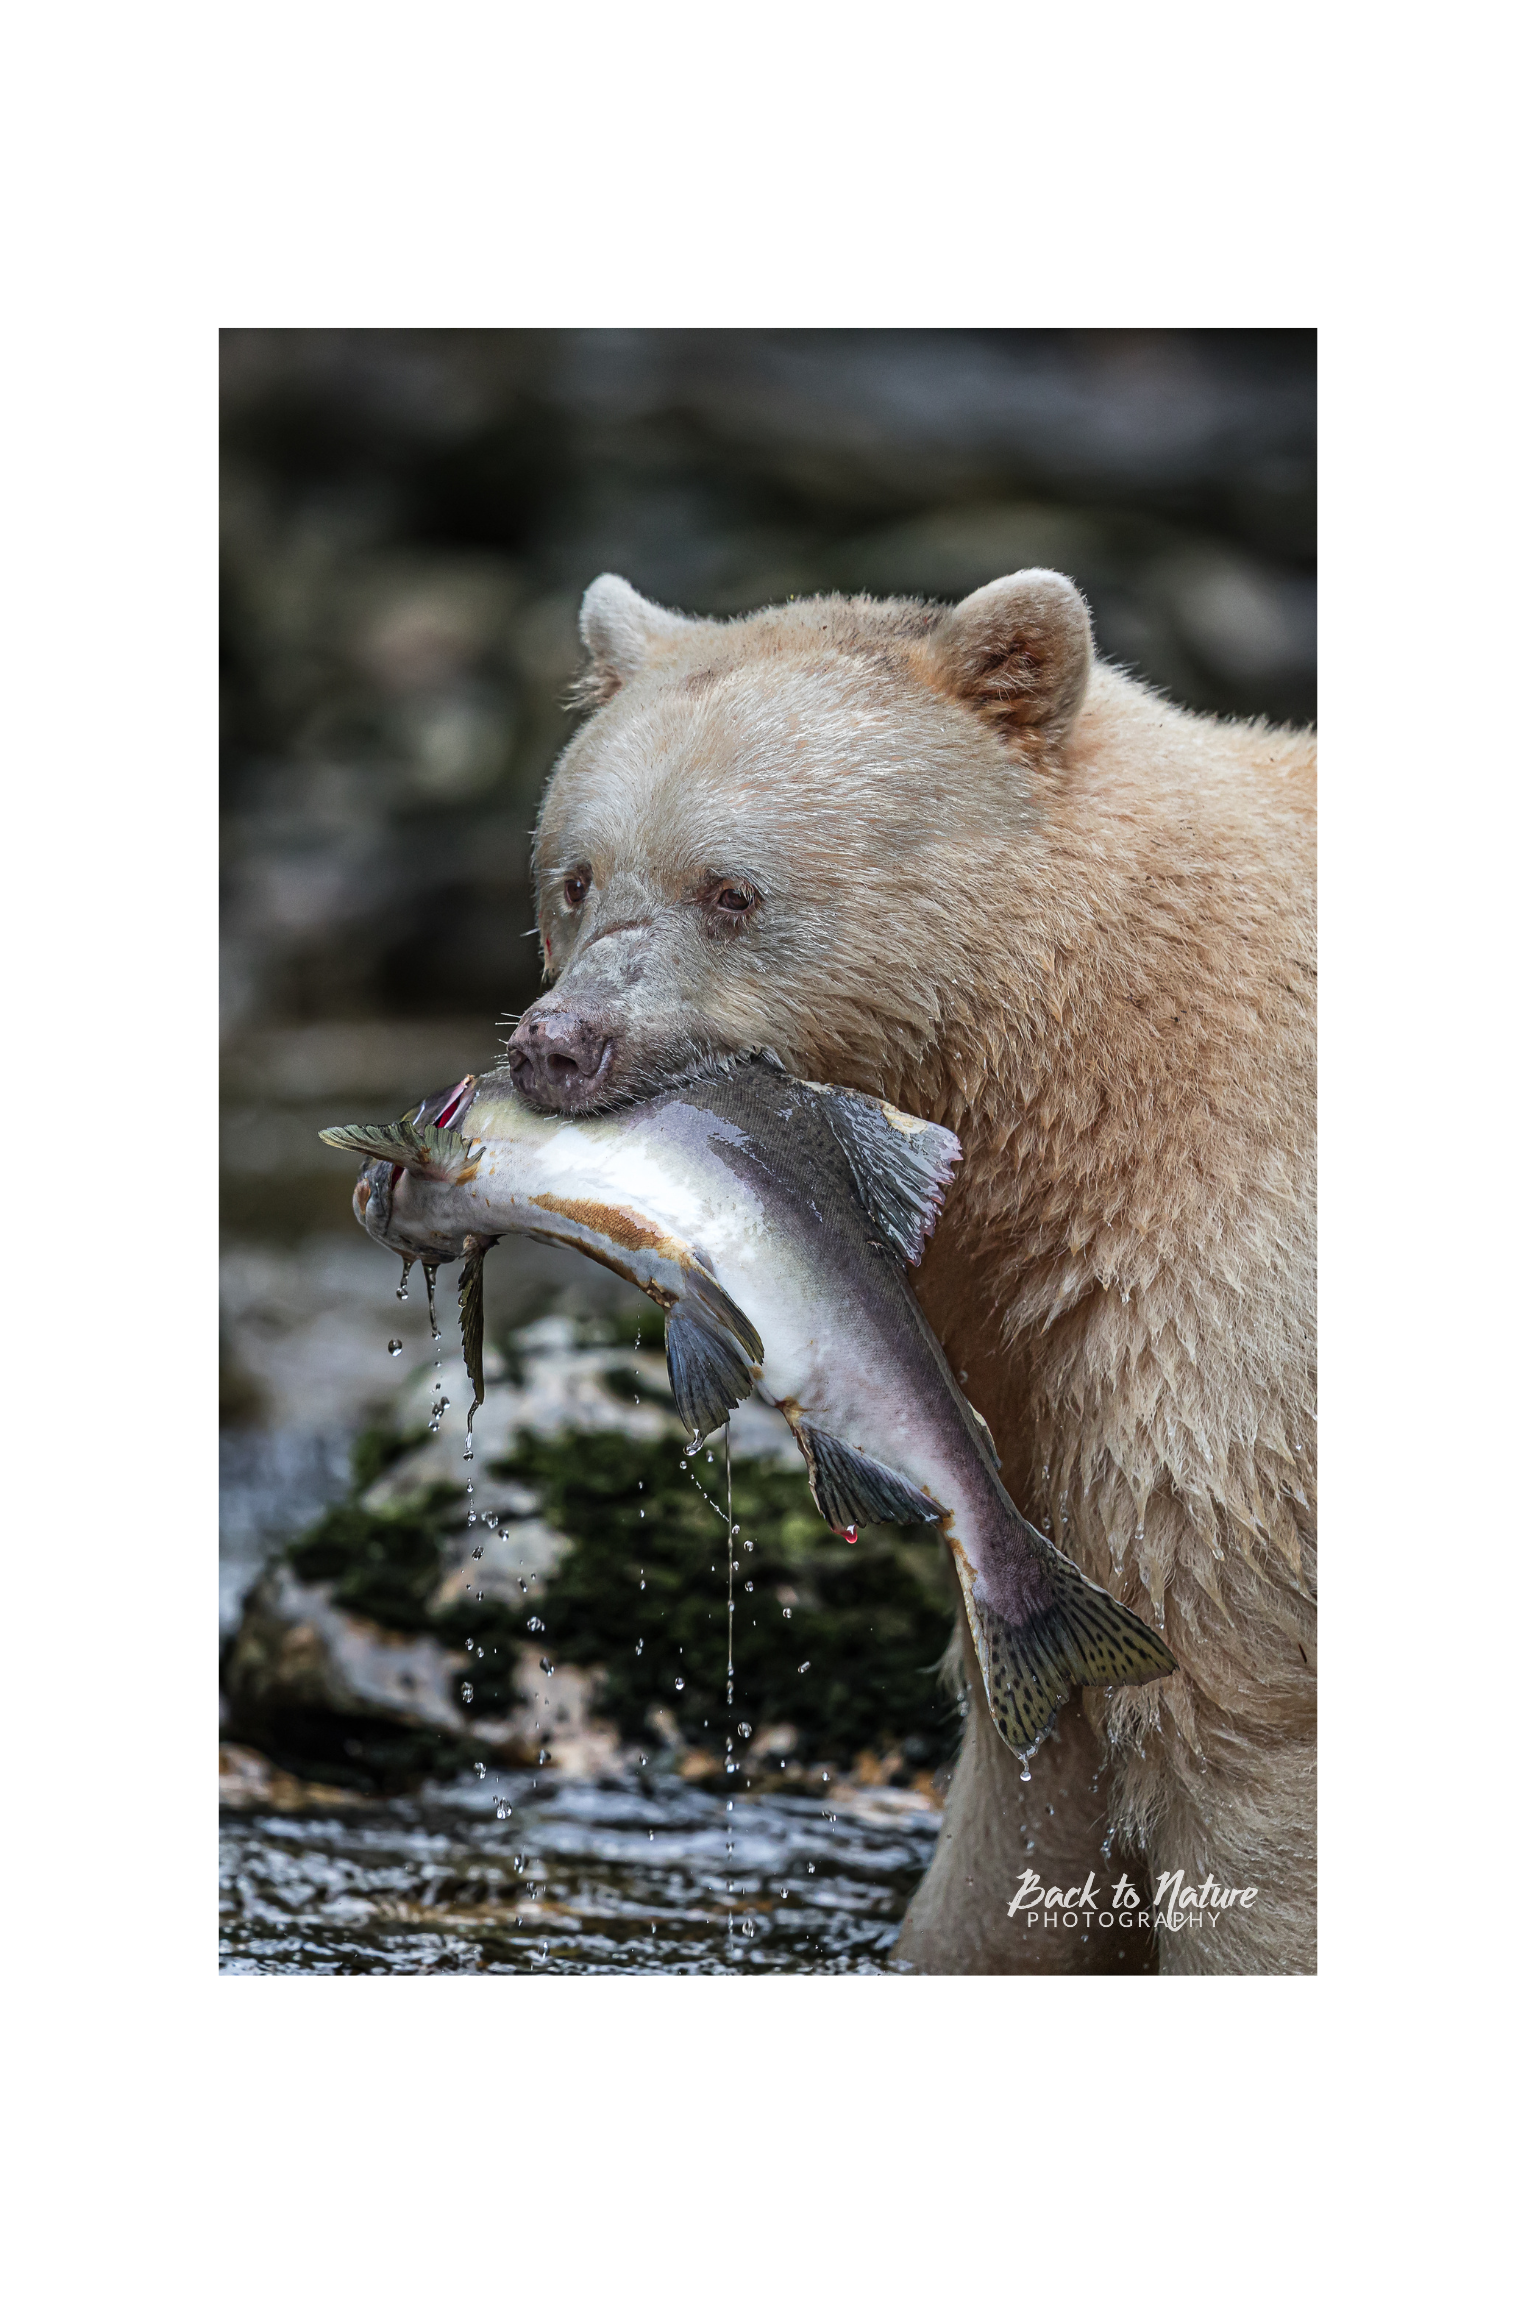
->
xmin=221 ymin=1770 xmax=940 ymax=1974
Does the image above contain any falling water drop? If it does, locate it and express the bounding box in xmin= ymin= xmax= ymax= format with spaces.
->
xmin=386 ymin=1337 xmax=403 ymax=1357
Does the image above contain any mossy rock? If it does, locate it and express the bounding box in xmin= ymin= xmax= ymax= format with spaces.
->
xmin=231 ymin=1309 xmax=960 ymax=1783
xmin=500 ymin=1427 xmax=956 ymax=1765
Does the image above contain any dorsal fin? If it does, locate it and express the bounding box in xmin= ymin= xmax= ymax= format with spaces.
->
xmin=813 ymin=1085 xmax=961 ymax=1264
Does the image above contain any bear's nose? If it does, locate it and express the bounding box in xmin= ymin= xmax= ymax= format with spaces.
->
xmin=507 ymin=1008 xmax=613 ymax=1107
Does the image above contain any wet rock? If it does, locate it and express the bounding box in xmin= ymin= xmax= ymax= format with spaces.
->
xmin=427 ymin=1519 xmax=568 ymax=1610
xmin=224 ymin=1561 xmax=625 ymax=1789
xmin=219 ymin=1741 xmax=368 ymax=1811
xmin=226 ymin=1560 xmax=471 ymax=1736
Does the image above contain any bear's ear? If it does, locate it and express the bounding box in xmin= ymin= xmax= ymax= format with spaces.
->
xmin=925 ymin=569 xmax=1092 ymax=748
xmin=575 ymin=574 xmax=694 ymax=707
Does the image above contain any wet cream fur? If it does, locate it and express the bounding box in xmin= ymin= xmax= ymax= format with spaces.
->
xmin=533 ymin=570 xmax=1316 ymax=1976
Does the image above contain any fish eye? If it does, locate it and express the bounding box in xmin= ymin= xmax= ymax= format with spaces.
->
xmin=563 ymin=868 xmax=591 ymax=909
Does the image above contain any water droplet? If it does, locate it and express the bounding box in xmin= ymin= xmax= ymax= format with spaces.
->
xmin=474 ymin=1760 xmax=486 ymax=1778
xmin=386 ymin=1338 xmax=403 ymax=1356
xmin=539 ymin=1656 xmax=554 ymax=1676
xmin=782 ymin=1608 xmax=792 ymax=1619
xmin=797 ymin=1661 xmax=810 ymax=1674
xmin=743 ymin=1540 xmax=753 ymax=1553
xmin=674 ymin=1677 xmax=685 ymax=1691
xmin=471 ymin=1546 xmax=484 ymax=1561
xmin=493 ymin=1798 xmax=512 ymax=1821
xmin=460 ymin=1681 xmax=474 ymax=1703
xmin=527 ymin=1615 xmax=544 ymax=1632
xmin=634 ymin=1638 xmax=644 ymax=1655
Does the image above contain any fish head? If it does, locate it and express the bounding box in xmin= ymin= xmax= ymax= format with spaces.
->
xmin=515 ymin=572 xmax=1091 ymax=1112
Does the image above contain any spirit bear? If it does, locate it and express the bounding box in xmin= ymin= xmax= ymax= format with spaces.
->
xmin=511 ymin=570 xmax=1316 ymax=1975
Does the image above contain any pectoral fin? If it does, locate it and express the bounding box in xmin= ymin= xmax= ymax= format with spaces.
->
xmin=955 ymin=1540 xmax=1178 ymax=1761
xmin=318 ymin=1118 xmax=484 ymax=1184
xmin=458 ymin=1235 xmax=495 ymax=1412
xmin=794 ymin=1423 xmax=941 ymax=1529
xmin=665 ymin=1294 xmax=763 ymax=1451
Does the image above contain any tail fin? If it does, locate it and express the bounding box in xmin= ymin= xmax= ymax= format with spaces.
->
xmin=954 ymin=1540 xmax=1177 ymax=1761
xmin=318 ymin=1118 xmax=483 ymax=1184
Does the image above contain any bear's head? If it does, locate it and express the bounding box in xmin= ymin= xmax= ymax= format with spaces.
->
xmin=510 ymin=568 xmax=1093 ymax=1110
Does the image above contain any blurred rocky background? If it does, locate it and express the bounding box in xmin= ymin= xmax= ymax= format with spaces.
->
xmin=219 ymin=332 xmax=1315 ymax=1961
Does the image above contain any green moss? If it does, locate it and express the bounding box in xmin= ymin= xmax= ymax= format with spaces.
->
xmin=348 ymin=1421 xmax=425 ymax=1494
xmin=431 ymin=1599 xmax=528 ymax=1712
xmin=287 ymin=1500 xmax=445 ymax=1633
xmin=572 ymin=1301 xmax=669 ymax=1354
xmin=495 ymin=1429 xmax=957 ymax=1766
xmin=271 ymin=1353 xmax=959 ymax=1774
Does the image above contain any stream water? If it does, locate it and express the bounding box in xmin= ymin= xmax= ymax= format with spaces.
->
xmin=220 ymin=1769 xmax=939 ymax=1975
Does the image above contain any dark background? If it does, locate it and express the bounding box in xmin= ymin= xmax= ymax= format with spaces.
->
xmin=219 ymin=327 xmax=1315 ymax=1608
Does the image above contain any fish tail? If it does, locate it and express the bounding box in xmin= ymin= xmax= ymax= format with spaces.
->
xmin=955 ymin=1536 xmax=1177 ymax=1762
xmin=318 ymin=1117 xmax=484 ymax=1184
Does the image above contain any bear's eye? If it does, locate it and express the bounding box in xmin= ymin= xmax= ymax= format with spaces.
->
xmin=697 ymin=877 xmax=760 ymax=938
xmin=563 ymin=869 xmax=590 ymax=909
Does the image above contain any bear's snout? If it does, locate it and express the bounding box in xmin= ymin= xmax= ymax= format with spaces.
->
xmin=508 ymin=1005 xmax=614 ymax=1110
